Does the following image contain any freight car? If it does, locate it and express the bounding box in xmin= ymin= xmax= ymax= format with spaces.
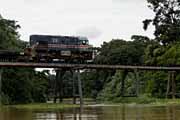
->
xmin=27 ymin=34 xmax=94 ymax=63
xmin=0 ymin=50 xmax=22 ymax=62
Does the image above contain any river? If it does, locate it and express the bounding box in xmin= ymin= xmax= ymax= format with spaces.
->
xmin=0 ymin=104 xmax=180 ymax=120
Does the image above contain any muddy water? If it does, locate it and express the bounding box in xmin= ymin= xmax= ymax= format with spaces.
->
xmin=0 ymin=104 xmax=180 ymax=120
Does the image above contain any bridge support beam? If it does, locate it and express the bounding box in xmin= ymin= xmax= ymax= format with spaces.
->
xmin=77 ymin=69 xmax=83 ymax=107
xmin=71 ymin=70 xmax=76 ymax=104
xmin=54 ymin=69 xmax=65 ymax=103
xmin=166 ymin=71 xmax=176 ymax=99
xmin=53 ymin=68 xmax=83 ymax=106
xmin=0 ymin=69 xmax=2 ymax=106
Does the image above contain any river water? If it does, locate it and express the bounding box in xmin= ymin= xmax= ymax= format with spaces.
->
xmin=0 ymin=104 xmax=180 ymax=120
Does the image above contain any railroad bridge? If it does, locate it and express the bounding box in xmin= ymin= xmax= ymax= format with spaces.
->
xmin=0 ymin=62 xmax=179 ymax=106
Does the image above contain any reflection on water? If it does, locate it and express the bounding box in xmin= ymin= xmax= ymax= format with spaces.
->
xmin=1 ymin=105 xmax=180 ymax=120
xmin=33 ymin=108 xmax=99 ymax=120
xmin=34 ymin=112 xmax=57 ymax=119
xmin=34 ymin=112 xmax=98 ymax=120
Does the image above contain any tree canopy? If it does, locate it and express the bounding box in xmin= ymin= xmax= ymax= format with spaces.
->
xmin=0 ymin=15 xmax=28 ymax=51
xmin=95 ymin=37 xmax=150 ymax=65
xmin=0 ymin=15 xmax=49 ymax=104
xmin=143 ymin=0 xmax=180 ymax=45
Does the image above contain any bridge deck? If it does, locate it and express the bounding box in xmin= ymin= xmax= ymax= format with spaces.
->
xmin=0 ymin=62 xmax=179 ymax=71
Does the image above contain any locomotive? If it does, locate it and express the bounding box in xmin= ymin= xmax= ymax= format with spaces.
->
xmin=0 ymin=34 xmax=94 ymax=63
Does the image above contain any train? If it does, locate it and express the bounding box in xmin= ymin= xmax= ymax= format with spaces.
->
xmin=0 ymin=34 xmax=94 ymax=63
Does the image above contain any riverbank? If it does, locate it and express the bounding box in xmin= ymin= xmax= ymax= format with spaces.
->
xmin=2 ymin=97 xmax=180 ymax=110
xmin=98 ymin=97 xmax=180 ymax=106
xmin=4 ymin=103 xmax=78 ymax=110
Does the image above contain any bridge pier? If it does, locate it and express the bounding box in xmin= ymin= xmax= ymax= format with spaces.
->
xmin=71 ymin=69 xmax=83 ymax=106
xmin=54 ymin=69 xmax=65 ymax=103
xmin=166 ymin=71 xmax=176 ymax=99
xmin=53 ymin=68 xmax=83 ymax=106
xmin=77 ymin=69 xmax=83 ymax=107
xmin=71 ymin=70 xmax=76 ymax=104
xmin=0 ymin=69 xmax=2 ymax=106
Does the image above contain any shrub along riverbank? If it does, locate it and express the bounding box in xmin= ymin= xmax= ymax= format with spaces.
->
xmin=97 ymin=97 xmax=180 ymax=106
xmin=1 ymin=96 xmax=180 ymax=110
xmin=4 ymin=98 xmax=180 ymax=110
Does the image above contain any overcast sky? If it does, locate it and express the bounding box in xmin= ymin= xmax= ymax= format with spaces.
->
xmin=0 ymin=0 xmax=154 ymax=47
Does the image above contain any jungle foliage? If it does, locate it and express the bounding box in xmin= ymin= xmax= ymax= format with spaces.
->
xmin=143 ymin=0 xmax=180 ymax=45
xmin=81 ymin=0 xmax=180 ymax=101
xmin=0 ymin=15 xmax=49 ymax=104
xmin=1 ymin=0 xmax=180 ymax=105
xmin=81 ymin=37 xmax=153 ymax=100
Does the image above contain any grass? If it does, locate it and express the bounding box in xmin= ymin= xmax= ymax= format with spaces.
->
xmin=2 ymin=98 xmax=180 ymax=110
xmin=150 ymin=98 xmax=180 ymax=105
xmin=6 ymin=103 xmax=79 ymax=110
xmin=0 ymin=98 xmax=94 ymax=110
xmin=99 ymin=97 xmax=180 ymax=106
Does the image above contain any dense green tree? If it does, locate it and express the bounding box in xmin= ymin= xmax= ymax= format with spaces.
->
xmin=143 ymin=43 xmax=180 ymax=97
xmin=0 ymin=15 xmax=25 ymax=50
xmin=2 ymin=68 xmax=33 ymax=104
xmin=81 ymin=70 xmax=114 ymax=98
xmin=2 ymin=68 xmax=49 ymax=104
xmin=144 ymin=40 xmax=180 ymax=66
xmin=0 ymin=14 xmax=49 ymax=104
xmin=31 ymin=70 xmax=48 ymax=103
xmin=142 ymin=0 xmax=180 ymax=98
xmin=82 ymin=0 xmax=180 ymax=101
xmin=143 ymin=71 xmax=168 ymax=98
xmin=82 ymin=37 xmax=150 ymax=100
xmin=95 ymin=38 xmax=149 ymax=65
xmin=143 ymin=0 xmax=180 ymax=45
xmin=97 ymin=70 xmax=127 ymax=101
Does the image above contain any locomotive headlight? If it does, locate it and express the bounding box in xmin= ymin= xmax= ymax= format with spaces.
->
xmin=82 ymin=40 xmax=86 ymax=45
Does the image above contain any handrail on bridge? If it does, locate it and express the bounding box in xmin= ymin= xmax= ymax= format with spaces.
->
xmin=0 ymin=62 xmax=179 ymax=71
